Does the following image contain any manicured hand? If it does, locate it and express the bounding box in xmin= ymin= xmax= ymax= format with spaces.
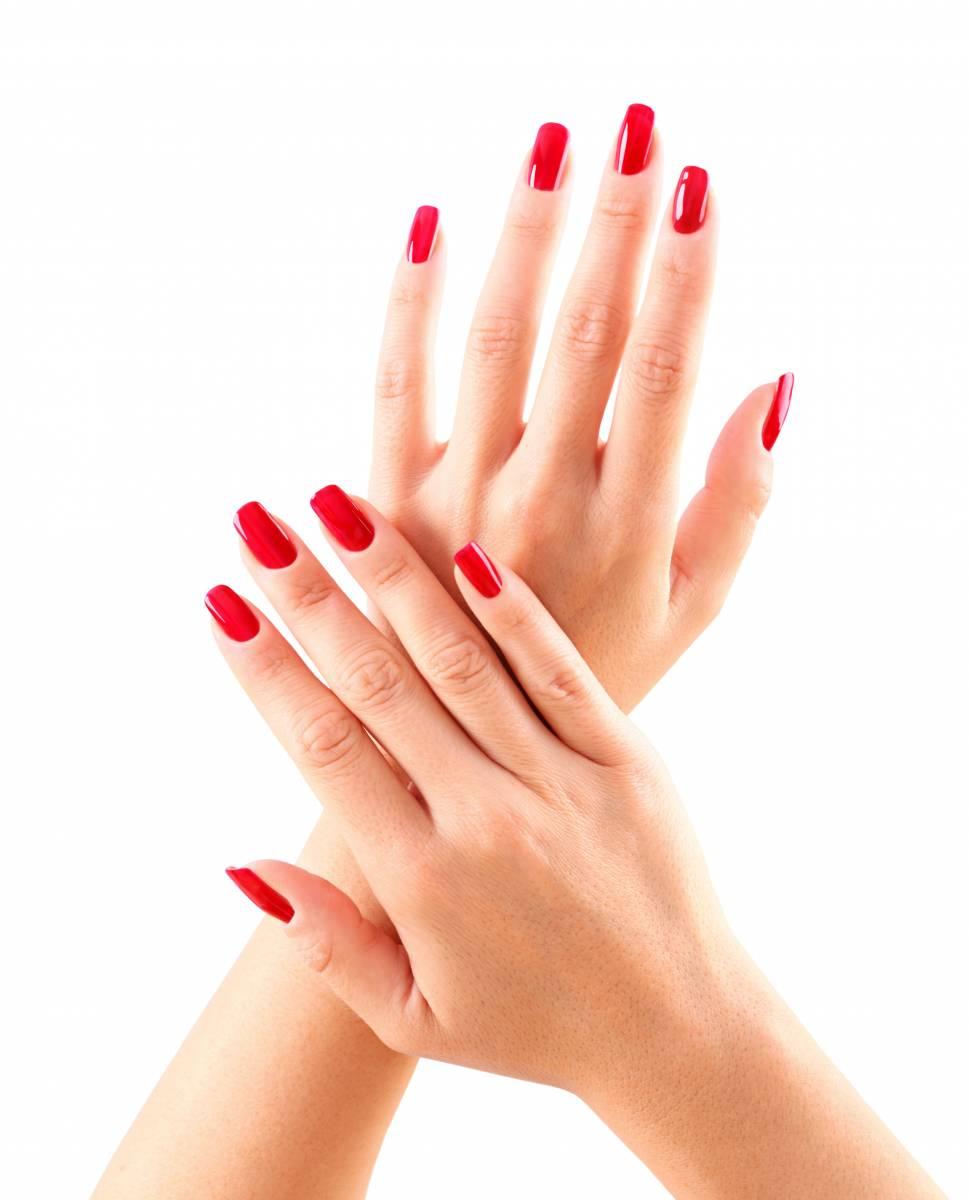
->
xmin=211 ymin=493 xmax=943 ymax=1200
xmin=370 ymin=109 xmax=793 ymax=710
xmin=213 ymin=489 xmax=727 ymax=1097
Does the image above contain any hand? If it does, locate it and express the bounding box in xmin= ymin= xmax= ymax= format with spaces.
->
xmin=369 ymin=114 xmax=793 ymax=710
xmin=214 ymin=489 xmax=729 ymax=1099
xmin=212 ymin=493 xmax=942 ymax=1199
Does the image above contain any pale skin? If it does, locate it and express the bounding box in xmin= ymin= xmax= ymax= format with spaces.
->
xmin=209 ymin=500 xmax=941 ymax=1197
xmin=96 ymin=375 xmax=941 ymax=1184
xmin=97 ymin=113 xmax=801 ymax=1199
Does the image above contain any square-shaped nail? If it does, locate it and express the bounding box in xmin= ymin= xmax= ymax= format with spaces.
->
xmin=310 ymin=485 xmax=375 ymax=551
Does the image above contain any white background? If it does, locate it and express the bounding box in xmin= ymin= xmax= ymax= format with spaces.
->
xmin=1 ymin=2 xmax=967 ymax=1196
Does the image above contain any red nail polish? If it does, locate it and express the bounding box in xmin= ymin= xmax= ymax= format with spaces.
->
xmin=614 ymin=104 xmax=655 ymax=175
xmin=407 ymin=205 xmax=439 ymax=264
xmin=528 ymin=122 xmax=569 ymax=191
xmin=672 ymin=165 xmax=709 ymax=233
xmin=310 ymin=485 xmax=375 ymax=551
xmin=205 ymin=585 xmax=260 ymax=642
xmin=226 ymin=867 xmax=294 ymax=923
xmin=762 ymin=372 xmax=795 ymax=451
xmin=454 ymin=541 xmax=502 ymax=598
xmin=233 ymin=501 xmax=297 ymax=569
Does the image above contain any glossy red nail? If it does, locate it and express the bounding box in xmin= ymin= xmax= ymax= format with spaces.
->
xmin=407 ymin=205 xmax=439 ymax=264
xmin=762 ymin=372 xmax=795 ymax=451
xmin=528 ymin=122 xmax=569 ymax=191
xmin=454 ymin=541 xmax=502 ymax=598
xmin=205 ymin=585 xmax=260 ymax=642
xmin=226 ymin=867 xmax=294 ymax=923
xmin=672 ymin=165 xmax=709 ymax=233
xmin=310 ymin=485 xmax=375 ymax=551
xmin=614 ymin=103 xmax=655 ymax=175
xmin=233 ymin=501 xmax=297 ymax=569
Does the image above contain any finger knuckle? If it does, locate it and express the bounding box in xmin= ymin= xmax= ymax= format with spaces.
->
xmin=556 ymin=298 xmax=626 ymax=365
xmin=246 ymin=647 xmax=298 ymax=688
xmin=288 ymin=575 xmax=340 ymax=617
xmin=655 ymin=248 xmax=707 ymax=303
xmin=388 ymin=277 xmax=429 ymax=312
xmin=504 ymin=204 xmax=559 ymax=242
xmin=465 ymin=311 xmax=532 ymax=369
xmin=594 ymin=192 xmax=650 ymax=234
xmin=740 ymin=476 xmax=773 ymax=524
xmin=496 ymin=597 xmax=540 ymax=638
xmin=293 ymin=704 xmax=361 ymax=773
xmin=375 ymin=356 xmax=426 ymax=406
xmin=536 ymin=658 xmax=587 ymax=706
xmin=370 ymin=554 xmax=413 ymax=594
xmin=425 ymin=634 xmax=494 ymax=696
xmin=338 ymin=646 xmax=409 ymax=713
xmin=625 ymin=337 xmax=688 ymax=404
xmin=297 ymin=930 xmax=335 ymax=976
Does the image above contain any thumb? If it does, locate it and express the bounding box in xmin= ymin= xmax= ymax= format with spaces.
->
xmin=670 ymin=373 xmax=793 ymax=626
xmin=226 ymin=861 xmax=424 ymax=1054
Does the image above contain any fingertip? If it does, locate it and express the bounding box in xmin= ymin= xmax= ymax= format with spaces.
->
xmin=762 ymin=372 xmax=795 ymax=452
xmin=225 ymin=863 xmax=295 ymax=923
xmin=205 ymin=584 xmax=260 ymax=643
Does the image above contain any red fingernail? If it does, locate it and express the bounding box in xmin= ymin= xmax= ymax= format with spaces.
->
xmin=407 ymin=204 xmax=439 ymax=264
xmin=454 ymin=541 xmax=502 ymax=598
xmin=672 ymin=165 xmax=709 ymax=233
xmin=233 ymin=501 xmax=297 ymax=569
xmin=528 ymin=122 xmax=570 ymax=191
xmin=205 ymin=585 xmax=260 ymax=642
xmin=615 ymin=103 xmax=655 ymax=175
xmin=310 ymin=485 xmax=375 ymax=551
xmin=762 ymin=372 xmax=795 ymax=451
xmin=226 ymin=867 xmax=294 ymax=923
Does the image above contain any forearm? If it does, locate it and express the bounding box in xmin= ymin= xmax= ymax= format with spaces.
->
xmin=588 ymin=945 xmax=943 ymax=1199
xmin=93 ymin=810 xmax=415 ymax=1200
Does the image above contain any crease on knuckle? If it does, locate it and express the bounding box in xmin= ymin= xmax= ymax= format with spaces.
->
xmin=371 ymin=554 xmax=413 ymax=593
xmin=536 ymin=658 xmax=587 ymax=706
xmin=425 ymin=634 xmax=494 ymax=696
xmin=556 ymin=298 xmax=626 ymax=364
xmin=338 ymin=646 xmax=409 ymax=714
xmin=670 ymin=549 xmax=720 ymax=625
xmin=298 ymin=929 xmax=335 ymax=977
xmin=738 ymin=476 xmax=773 ymax=525
xmin=388 ymin=278 xmax=429 ymax=311
xmin=625 ymin=337 xmax=688 ymax=404
xmin=465 ymin=311 xmax=532 ymax=368
xmin=246 ymin=647 xmax=297 ymax=687
xmin=504 ymin=205 xmax=558 ymax=242
xmin=594 ymin=193 xmax=649 ymax=234
xmin=293 ymin=704 xmax=361 ymax=774
xmin=288 ymin=575 xmax=339 ymax=617
xmin=375 ymin=357 xmax=426 ymax=406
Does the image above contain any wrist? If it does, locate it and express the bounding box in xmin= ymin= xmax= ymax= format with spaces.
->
xmin=580 ymin=941 xmax=943 ymax=1198
xmin=578 ymin=929 xmax=771 ymax=1122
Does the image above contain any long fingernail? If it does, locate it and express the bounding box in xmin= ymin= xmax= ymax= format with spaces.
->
xmin=226 ymin=867 xmax=294 ymax=923
xmin=205 ymin=585 xmax=260 ymax=642
xmin=615 ymin=103 xmax=655 ymax=175
xmin=310 ymin=485 xmax=375 ymax=551
xmin=454 ymin=541 xmax=502 ymax=598
xmin=762 ymin=372 xmax=795 ymax=451
xmin=672 ymin=165 xmax=709 ymax=233
xmin=233 ymin=501 xmax=297 ymax=569
xmin=528 ymin=122 xmax=570 ymax=191
xmin=407 ymin=204 xmax=439 ymax=264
